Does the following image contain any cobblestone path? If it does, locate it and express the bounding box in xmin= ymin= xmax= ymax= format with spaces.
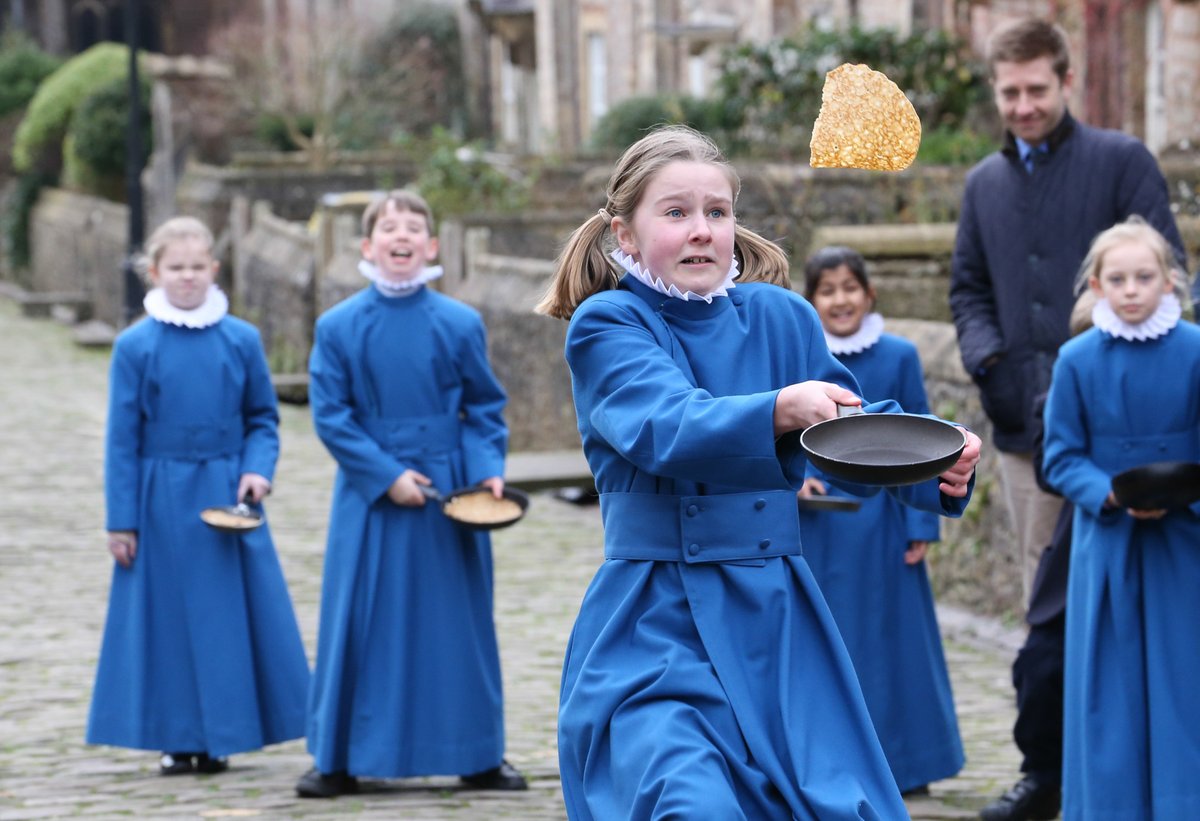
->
xmin=0 ymin=299 xmax=1026 ymax=819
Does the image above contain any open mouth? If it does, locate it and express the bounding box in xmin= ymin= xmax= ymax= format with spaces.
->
xmin=389 ymin=249 xmax=415 ymax=261
xmin=680 ymin=256 xmax=714 ymax=265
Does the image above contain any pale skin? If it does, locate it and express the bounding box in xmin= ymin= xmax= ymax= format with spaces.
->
xmin=106 ymin=238 xmax=273 ymax=568
xmin=386 ymin=471 xmax=505 ymax=507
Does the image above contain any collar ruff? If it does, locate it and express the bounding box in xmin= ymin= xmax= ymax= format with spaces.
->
xmin=359 ymin=259 xmax=444 ymax=297
xmin=824 ymin=312 xmax=884 ymax=355
xmin=610 ymin=248 xmax=738 ymax=304
xmin=143 ymin=285 xmax=228 ymax=328
xmin=1092 ymin=293 xmax=1180 ymax=341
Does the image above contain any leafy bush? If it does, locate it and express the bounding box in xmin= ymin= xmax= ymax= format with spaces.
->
xmin=588 ymin=94 xmax=741 ymax=154
xmin=67 ymin=72 xmax=152 ymax=180
xmin=0 ymin=32 xmax=63 ymax=118
xmin=254 ymin=112 xmax=316 ymax=152
xmin=2 ymin=170 xmax=55 ymax=271
xmin=406 ymin=127 xmax=530 ymax=217
xmin=12 ymin=42 xmax=136 ymax=173
xmin=341 ymin=1 xmax=466 ymax=146
xmin=916 ymin=125 xmax=996 ymax=166
xmin=716 ymin=24 xmax=987 ymax=161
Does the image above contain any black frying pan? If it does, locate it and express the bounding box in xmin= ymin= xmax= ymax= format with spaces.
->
xmin=800 ymin=406 xmax=967 ymax=486
xmin=797 ymin=494 xmax=862 ymax=513
xmin=1111 ymin=461 xmax=1200 ymax=510
xmin=419 ymin=483 xmax=530 ymax=530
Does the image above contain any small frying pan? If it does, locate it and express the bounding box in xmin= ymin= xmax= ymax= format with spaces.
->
xmin=800 ymin=406 xmax=967 ymax=487
xmin=419 ymin=484 xmax=530 ymax=530
xmin=1111 ymin=461 xmax=1200 ymax=510
xmin=797 ymin=494 xmax=862 ymax=513
xmin=200 ymin=493 xmax=264 ymax=533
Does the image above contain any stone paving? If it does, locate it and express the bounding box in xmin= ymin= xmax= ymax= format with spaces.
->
xmin=0 ymin=298 xmax=1031 ymax=820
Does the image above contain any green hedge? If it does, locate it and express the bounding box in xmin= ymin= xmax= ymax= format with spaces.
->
xmin=588 ymin=94 xmax=741 ymax=154
xmin=0 ymin=32 xmax=63 ymax=119
xmin=12 ymin=42 xmax=136 ymax=173
xmin=66 ymin=72 xmax=152 ymax=181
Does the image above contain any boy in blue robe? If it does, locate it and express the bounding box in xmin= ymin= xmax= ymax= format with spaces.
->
xmin=297 ymin=190 xmax=526 ymax=798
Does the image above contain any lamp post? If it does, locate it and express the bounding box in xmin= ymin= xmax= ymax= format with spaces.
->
xmin=122 ymin=0 xmax=145 ymax=327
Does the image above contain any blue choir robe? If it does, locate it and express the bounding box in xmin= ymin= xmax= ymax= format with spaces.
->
xmin=798 ymin=333 xmax=964 ymax=793
xmin=87 ymin=316 xmax=310 ymax=757
xmin=558 ymin=276 xmax=973 ymax=821
xmin=305 ymin=285 xmax=509 ymax=778
xmin=1043 ymin=322 xmax=1200 ymax=821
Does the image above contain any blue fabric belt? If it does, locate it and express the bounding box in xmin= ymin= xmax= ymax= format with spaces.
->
xmin=140 ymin=422 xmax=242 ymax=460
xmin=360 ymin=413 xmax=462 ymax=457
xmin=600 ymin=489 xmax=803 ymax=563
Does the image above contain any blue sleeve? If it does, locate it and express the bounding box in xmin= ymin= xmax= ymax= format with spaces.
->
xmin=238 ymin=327 xmax=280 ymax=481
xmin=566 ymin=296 xmax=857 ymax=490
xmin=308 ymin=317 xmax=406 ymax=502
xmin=1042 ymin=354 xmax=1112 ymax=516
xmin=104 ymin=334 xmax=143 ymax=532
xmin=457 ymin=314 xmax=508 ymax=484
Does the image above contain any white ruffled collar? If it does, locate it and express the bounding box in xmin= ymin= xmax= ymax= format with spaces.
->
xmin=1092 ymin=293 xmax=1180 ymax=341
xmin=824 ymin=312 xmax=884 ymax=355
xmin=610 ymin=248 xmax=738 ymax=303
xmin=359 ymin=259 xmax=444 ymax=297
xmin=143 ymin=285 xmax=228 ymax=328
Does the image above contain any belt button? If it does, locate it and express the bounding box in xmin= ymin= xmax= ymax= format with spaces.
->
xmin=759 ymin=539 xmax=771 ymax=550
xmin=686 ymin=504 xmax=699 ymax=517
xmin=754 ymin=498 xmax=766 ymax=510
xmin=688 ymin=543 xmax=700 ymax=556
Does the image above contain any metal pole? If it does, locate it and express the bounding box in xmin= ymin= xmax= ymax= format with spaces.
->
xmin=122 ymin=0 xmax=145 ymax=326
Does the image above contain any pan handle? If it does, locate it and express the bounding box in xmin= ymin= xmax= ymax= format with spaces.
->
xmin=836 ymin=404 xmax=866 ymax=418
xmin=419 ymin=484 xmax=444 ymax=503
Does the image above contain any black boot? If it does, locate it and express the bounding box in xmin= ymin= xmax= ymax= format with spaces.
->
xmin=195 ymin=753 xmax=229 ymax=774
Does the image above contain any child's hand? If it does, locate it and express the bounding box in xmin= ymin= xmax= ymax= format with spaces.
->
xmin=388 ymin=469 xmax=432 ymax=507
xmin=938 ymin=429 xmax=981 ymax=498
xmin=1106 ymin=490 xmax=1167 ymax=520
xmin=774 ymin=382 xmax=862 ymax=435
xmin=905 ymin=541 xmax=929 ymax=565
xmin=107 ymin=531 xmax=138 ymax=568
xmin=237 ymin=473 xmax=272 ymax=504
xmin=479 ymin=476 xmax=505 ymax=498
xmin=797 ymin=477 xmax=827 ymax=499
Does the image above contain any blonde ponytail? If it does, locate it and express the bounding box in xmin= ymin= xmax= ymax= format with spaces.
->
xmin=534 ymin=213 xmax=622 ymax=319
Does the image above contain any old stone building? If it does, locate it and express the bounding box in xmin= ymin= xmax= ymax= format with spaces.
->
xmin=465 ymin=0 xmax=1200 ymax=156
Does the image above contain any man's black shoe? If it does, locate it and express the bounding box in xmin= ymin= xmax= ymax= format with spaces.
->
xmin=979 ymin=776 xmax=1060 ymax=821
xmin=460 ymin=759 xmax=528 ymax=791
xmin=296 ymin=767 xmax=360 ymax=798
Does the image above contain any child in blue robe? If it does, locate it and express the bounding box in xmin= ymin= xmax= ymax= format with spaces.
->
xmin=87 ymin=217 xmax=310 ymax=775
xmin=1043 ymin=217 xmax=1200 ymax=820
xmin=797 ymin=246 xmax=964 ymax=796
xmin=535 ymin=126 xmax=982 ymax=821
xmin=297 ymin=190 xmax=526 ymax=798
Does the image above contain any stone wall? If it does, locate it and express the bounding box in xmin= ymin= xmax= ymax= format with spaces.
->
xmin=27 ymin=188 xmax=128 ymax=326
